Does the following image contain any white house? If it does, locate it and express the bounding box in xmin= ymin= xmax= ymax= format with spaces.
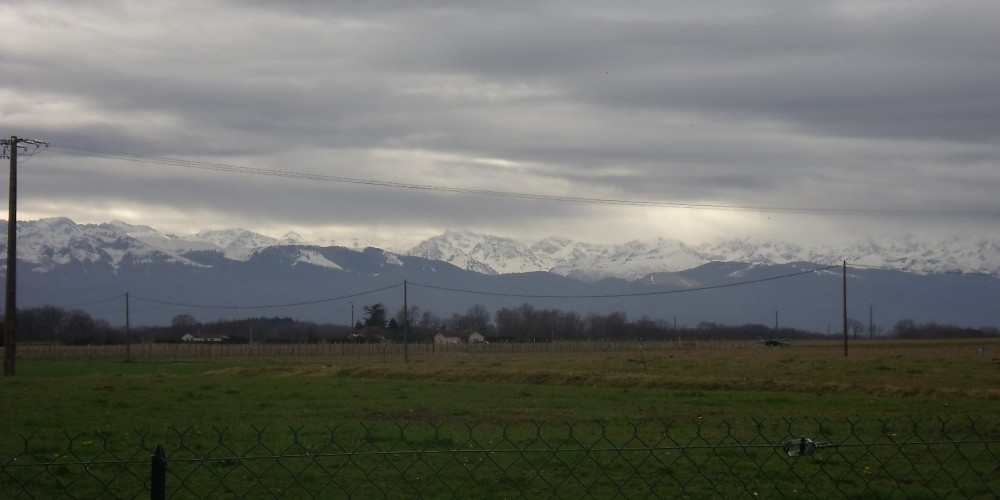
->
xmin=433 ymin=332 xmax=462 ymax=344
xmin=433 ymin=331 xmax=487 ymax=344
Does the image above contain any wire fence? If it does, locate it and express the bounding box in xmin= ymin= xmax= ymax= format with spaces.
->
xmin=15 ymin=340 xmax=753 ymax=362
xmin=2 ymin=417 xmax=998 ymax=499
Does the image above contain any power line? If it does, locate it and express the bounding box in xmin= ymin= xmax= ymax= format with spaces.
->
xmin=128 ymin=283 xmax=402 ymax=310
xmin=63 ymin=293 xmax=127 ymax=309
xmin=61 ymin=265 xmax=836 ymax=314
xmin=45 ymin=144 xmax=999 ymax=218
xmin=0 ymin=138 xmax=47 ymax=160
xmin=410 ymin=265 xmax=839 ymax=299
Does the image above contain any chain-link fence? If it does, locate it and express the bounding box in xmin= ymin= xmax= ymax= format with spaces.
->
xmin=2 ymin=417 xmax=998 ymax=499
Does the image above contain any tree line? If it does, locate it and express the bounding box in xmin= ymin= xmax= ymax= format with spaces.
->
xmin=6 ymin=303 xmax=998 ymax=346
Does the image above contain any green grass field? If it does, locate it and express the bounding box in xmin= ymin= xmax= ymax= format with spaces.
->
xmin=3 ymin=339 xmax=1000 ymax=498
xmin=7 ymin=339 xmax=1000 ymax=429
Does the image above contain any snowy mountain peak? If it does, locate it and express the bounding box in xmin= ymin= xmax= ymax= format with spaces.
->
xmin=409 ymin=231 xmax=710 ymax=281
xmin=189 ymin=228 xmax=279 ymax=260
xmin=404 ymin=230 xmax=1000 ymax=281
xmin=407 ymin=231 xmax=501 ymax=275
xmin=281 ymin=232 xmax=307 ymax=245
xmin=3 ymin=218 xmax=208 ymax=271
xmin=4 ymin=219 xmax=999 ymax=282
xmin=30 ymin=217 xmax=80 ymax=236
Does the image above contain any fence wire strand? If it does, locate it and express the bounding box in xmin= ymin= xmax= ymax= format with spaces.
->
xmin=3 ymin=418 xmax=999 ymax=499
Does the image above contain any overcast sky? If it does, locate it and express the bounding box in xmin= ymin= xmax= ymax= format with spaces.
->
xmin=2 ymin=1 xmax=998 ymax=250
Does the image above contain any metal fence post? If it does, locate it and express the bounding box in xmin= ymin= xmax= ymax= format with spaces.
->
xmin=151 ymin=444 xmax=166 ymax=500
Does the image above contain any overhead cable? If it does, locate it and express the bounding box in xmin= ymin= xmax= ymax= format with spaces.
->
xmin=409 ymin=265 xmax=840 ymax=299
xmin=62 ymin=293 xmax=126 ymax=309
xmin=86 ymin=265 xmax=837 ymax=312
xmin=128 ymin=283 xmax=402 ymax=310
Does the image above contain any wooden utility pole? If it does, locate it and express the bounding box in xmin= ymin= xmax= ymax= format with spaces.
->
xmin=3 ymin=136 xmax=46 ymax=377
xmin=842 ymin=261 xmax=848 ymax=358
xmin=125 ymin=293 xmax=131 ymax=362
xmin=4 ymin=136 xmax=17 ymax=377
xmin=403 ymin=280 xmax=409 ymax=363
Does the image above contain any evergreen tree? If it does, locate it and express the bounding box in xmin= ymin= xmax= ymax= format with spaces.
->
xmin=363 ymin=303 xmax=388 ymax=328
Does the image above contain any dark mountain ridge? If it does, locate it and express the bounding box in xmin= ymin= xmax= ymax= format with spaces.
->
xmin=3 ymin=219 xmax=998 ymax=332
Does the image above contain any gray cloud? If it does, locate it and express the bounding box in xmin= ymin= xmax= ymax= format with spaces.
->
xmin=2 ymin=0 xmax=998 ymax=248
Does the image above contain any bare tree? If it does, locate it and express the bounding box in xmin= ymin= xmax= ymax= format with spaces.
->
xmin=847 ymin=318 xmax=866 ymax=339
xmin=171 ymin=314 xmax=198 ymax=335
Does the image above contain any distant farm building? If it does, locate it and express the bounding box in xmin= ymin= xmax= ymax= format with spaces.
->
xmin=433 ymin=331 xmax=487 ymax=344
xmin=181 ymin=333 xmax=230 ymax=343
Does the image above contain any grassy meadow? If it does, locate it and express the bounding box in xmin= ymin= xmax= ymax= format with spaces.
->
xmin=5 ymin=339 xmax=1000 ymax=431
xmin=3 ymin=339 xmax=1000 ymax=498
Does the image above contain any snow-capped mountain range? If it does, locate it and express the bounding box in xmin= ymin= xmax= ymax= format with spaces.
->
xmin=4 ymin=218 xmax=999 ymax=280
xmin=4 ymin=218 xmax=998 ymax=330
xmin=407 ymin=230 xmax=1000 ymax=280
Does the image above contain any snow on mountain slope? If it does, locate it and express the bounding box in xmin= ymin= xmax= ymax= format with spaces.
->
xmin=5 ymin=218 xmax=998 ymax=281
xmin=837 ymin=236 xmax=1000 ymax=275
xmin=3 ymin=219 xmax=380 ymax=272
xmin=405 ymin=231 xmax=1000 ymax=281
xmin=548 ymin=238 xmax=708 ymax=281
xmin=468 ymin=234 xmax=551 ymax=274
xmin=407 ymin=231 xmax=504 ymax=275
xmin=108 ymin=221 xmax=219 ymax=255
xmin=694 ymin=235 xmax=1000 ymax=276
xmin=188 ymin=228 xmax=281 ymax=261
xmin=295 ymin=250 xmax=343 ymax=270
xmin=406 ymin=232 xmax=708 ymax=280
xmin=4 ymin=218 xmax=207 ymax=271
xmin=409 ymin=232 xmax=733 ymax=281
